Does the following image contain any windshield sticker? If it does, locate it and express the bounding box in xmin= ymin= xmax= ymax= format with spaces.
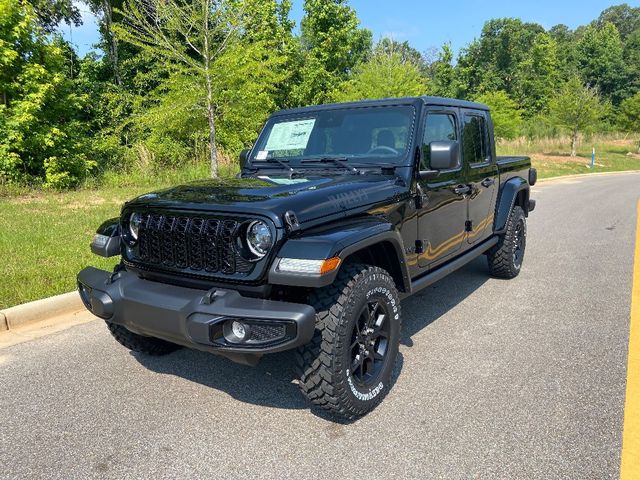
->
xmin=255 ymin=150 xmax=268 ymax=160
xmin=265 ymin=119 xmax=316 ymax=151
xmin=258 ymin=176 xmax=310 ymax=185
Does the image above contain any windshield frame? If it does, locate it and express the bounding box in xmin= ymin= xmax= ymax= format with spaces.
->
xmin=249 ymin=103 xmax=419 ymax=169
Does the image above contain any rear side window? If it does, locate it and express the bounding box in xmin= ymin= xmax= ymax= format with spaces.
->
xmin=422 ymin=113 xmax=458 ymax=169
xmin=462 ymin=114 xmax=489 ymax=164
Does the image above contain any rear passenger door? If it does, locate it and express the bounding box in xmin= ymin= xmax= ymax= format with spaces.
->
xmin=417 ymin=108 xmax=467 ymax=268
xmin=461 ymin=110 xmax=498 ymax=244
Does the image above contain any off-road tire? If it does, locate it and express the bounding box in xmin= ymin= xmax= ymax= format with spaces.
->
xmin=106 ymin=322 xmax=182 ymax=356
xmin=296 ymin=263 xmax=401 ymax=420
xmin=487 ymin=205 xmax=526 ymax=279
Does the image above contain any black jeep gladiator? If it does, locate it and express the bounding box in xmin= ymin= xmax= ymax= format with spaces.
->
xmin=78 ymin=96 xmax=536 ymax=419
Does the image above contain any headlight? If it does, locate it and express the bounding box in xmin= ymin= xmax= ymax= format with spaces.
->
xmin=129 ymin=212 xmax=144 ymax=240
xmin=246 ymin=220 xmax=272 ymax=258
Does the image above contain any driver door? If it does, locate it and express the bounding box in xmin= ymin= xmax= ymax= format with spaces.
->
xmin=417 ymin=108 xmax=468 ymax=268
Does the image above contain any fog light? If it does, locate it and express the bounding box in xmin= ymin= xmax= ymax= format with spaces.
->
xmin=232 ymin=321 xmax=248 ymax=341
xmin=223 ymin=319 xmax=251 ymax=343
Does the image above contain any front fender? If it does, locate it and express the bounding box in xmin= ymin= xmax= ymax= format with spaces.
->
xmin=494 ymin=177 xmax=529 ymax=234
xmin=96 ymin=217 xmax=120 ymax=237
xmin=268 ymin=219 xmax=409 ymax=289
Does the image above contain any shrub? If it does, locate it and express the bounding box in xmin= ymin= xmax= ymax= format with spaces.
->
xmin=43 ymin=154 xmax=97 ymax=190
xmin=619 ymin=92 xmax=640 ymax=132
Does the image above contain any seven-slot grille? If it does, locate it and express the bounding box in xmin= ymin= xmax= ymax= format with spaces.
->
xmin=133 ymin=213 xmax=253 ymax=275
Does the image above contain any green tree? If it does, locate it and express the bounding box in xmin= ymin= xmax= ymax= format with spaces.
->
xmin=429 ymin=43 xmax=458 ymax=98
xmin=87 ymin=0 xmax=124 ymax=85
xmin=576 ymin=22 xmax=628 ymax=104
xmin=30 ymin=0 xmax=81 ymax=32
xmin=475 ymin=91 xmax=522 ymax=140
xmin=115 ymin=0 xmax=283 ymax=177
xmin=514 ymin=33 xmax=560 ymax=115
xmin=0 ymin=0 xmax=94 ymax=188
xmin=375 ymin=37 xmax=426 ymax=72
xmin=333 ymin=46 xmax=427 ymax=102
xmin=597 ymin=4 xmax=640 ymax=40
xmin=234 ymin=0 xmax=296 ymax=108
xmin=623 ymin=28 xmax=640 ymax=97
xmin=549 ymin=76 xmax=606 ymax=157
xmin=548 ymin=24 xmax=580 ymax=79
xmin=292 ymin=0 xmax=372 ymax=105
xmin=457 ymin=18 xmax=544 ymax=97
xmin=618 ymin=91 xmax=640 ymax=132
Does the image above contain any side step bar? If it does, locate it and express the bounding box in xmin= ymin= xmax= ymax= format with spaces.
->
xmin=401 ymin=236 xmax=499 ymax=299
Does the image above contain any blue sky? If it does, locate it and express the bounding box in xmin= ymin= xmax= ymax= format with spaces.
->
xmin=64 ymin=0 xmax=640 ymax=57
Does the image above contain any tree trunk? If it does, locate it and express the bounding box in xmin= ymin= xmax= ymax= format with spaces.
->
xmin=570 ymin=131 xmax=578 ymax=157
xmin=206 ymin=79 xmax=218 ymax=178
xmin=102 ymin=0 xmax=121 ymax=86
xmin=202 ymin=0 xmax=217 ymax=178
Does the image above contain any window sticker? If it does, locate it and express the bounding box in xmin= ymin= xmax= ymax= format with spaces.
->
xmin=255 ymin=150 xmax=268 ymax=160
xmin=265 ymin=119 xmax=316 ymax=151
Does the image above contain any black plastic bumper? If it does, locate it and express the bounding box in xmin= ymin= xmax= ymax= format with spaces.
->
xmin=77 ymin=267 xmax=316 ymax=355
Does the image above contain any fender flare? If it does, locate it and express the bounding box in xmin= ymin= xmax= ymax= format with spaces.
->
xmin=96 ymin=217 xmax=120 ymax=237
xmin=494 ymin=177 xmax=530 ymax=234
xmin=268 ymin=220 xmax=410 ymax=290
xmin=92 ymin=217 xmax=121 ymax=257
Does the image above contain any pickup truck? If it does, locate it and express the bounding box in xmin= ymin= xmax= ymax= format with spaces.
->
xmin=78 ymin=96 xmax=536 ymax=420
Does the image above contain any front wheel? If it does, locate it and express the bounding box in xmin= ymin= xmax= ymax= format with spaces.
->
xmin=487 ymin=205 xmax=527 ymax=279
xmin=296 ymin=263 xmax=401 ymax=420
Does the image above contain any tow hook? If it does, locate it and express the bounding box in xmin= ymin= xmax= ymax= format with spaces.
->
xmin=202 ymin=288 xmax=227 ymax=305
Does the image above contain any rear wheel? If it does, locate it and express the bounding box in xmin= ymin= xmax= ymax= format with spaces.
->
xmin=296 ymin=263 xmax=401 ymax=420
xmin=487 ymin=205 xmax=527 ymax=279
xmin=106 ymin=322 xmax=182 ymax=356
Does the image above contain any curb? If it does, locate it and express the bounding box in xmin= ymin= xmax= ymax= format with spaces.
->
xmin=537 ymin=170 xmax=640 ymax=183
xmin=0 ymin=291 xmax=83 ymax=331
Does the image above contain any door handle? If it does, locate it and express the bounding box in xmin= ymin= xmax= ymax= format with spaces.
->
xmin=453 ymin=185 xmax=471 ymax=195
xmin=481 ymin=178 xmax=495 ymax=188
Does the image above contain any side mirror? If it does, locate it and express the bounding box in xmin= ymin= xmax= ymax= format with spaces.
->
xmin=239 ymin=149 xmax=250 ymax=170
xmin=429 ymin=140 xmax=459 ymax=170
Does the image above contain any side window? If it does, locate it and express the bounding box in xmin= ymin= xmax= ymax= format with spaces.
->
xmin=462 ymin=114 xmax=489 ymax=164
xmin=422 ymin=113 xmax=458 ymax=169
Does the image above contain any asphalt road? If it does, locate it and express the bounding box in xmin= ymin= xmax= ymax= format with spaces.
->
xmin=1 ymin=173 xmax=639 ymax=479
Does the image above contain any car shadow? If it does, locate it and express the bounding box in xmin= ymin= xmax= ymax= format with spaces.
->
xmin=400 ymin=256 xmax=490 ymax=347
xmin=132 ymin=256 xmax=490 ymax=422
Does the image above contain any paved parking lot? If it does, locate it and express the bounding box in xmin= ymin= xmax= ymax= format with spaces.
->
xmin=1 ymin=173 xmax=638 ymax=479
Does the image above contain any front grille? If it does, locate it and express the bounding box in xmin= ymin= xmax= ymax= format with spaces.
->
xmin=134 ymin=213 xmax=253 ymax=275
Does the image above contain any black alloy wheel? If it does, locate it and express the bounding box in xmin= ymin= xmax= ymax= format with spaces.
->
xmin=349 ymin=300 xmax=391 ymax=387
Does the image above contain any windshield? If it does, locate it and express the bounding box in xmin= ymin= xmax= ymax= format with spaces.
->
xmin=251 ymin=105 xmax=416 ymax=166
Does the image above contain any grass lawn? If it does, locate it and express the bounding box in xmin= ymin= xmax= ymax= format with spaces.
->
xmin=1 ymin=135 xmax=639 ymax=309
xmin=497 ymin=134 xmax=640 ymax=178
xmin=0 ymin=162 xmax=215 ymax=309
xmin=1 ymin=185 xmax=151 ymax=309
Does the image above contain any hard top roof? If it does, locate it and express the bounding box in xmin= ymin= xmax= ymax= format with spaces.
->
xmin=272 ymin=96 xmax=489 ymax=116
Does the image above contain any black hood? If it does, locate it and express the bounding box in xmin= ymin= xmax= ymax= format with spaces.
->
xmin=125 ymin=173 xmax=408 ymax=227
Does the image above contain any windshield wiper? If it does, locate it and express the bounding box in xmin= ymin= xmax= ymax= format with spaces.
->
xmin=252 ymin=157 xmax=296 ymax=177
xmin=301 ymin=157 xmax=360 ymax=174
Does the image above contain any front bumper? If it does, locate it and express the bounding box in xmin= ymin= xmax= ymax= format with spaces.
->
xmin=77 ymin=267 xmax=316 ymax=356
